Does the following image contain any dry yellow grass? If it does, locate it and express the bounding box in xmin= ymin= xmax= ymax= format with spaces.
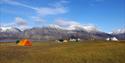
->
xmin=0 ymin=41 xmax=125 ymax=63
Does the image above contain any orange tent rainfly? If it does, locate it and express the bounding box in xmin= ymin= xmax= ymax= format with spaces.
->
xmin=18 ymin=39 xmax=32 ymax=46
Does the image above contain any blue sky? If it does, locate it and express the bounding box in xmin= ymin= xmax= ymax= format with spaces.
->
xmin=0 ymin=0 xmax=125 ymax=32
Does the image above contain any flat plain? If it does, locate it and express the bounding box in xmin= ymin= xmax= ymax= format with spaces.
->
xmin=0 ymin=41 xmax=125 ymax=63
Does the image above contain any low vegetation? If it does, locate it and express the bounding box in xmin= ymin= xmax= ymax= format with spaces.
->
xmin=0 ymin=41 xmax=125 ymax=63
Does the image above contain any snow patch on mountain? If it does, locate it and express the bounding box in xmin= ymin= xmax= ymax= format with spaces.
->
xmin=48 ymin=24 xmax=62 ymax=29
xmin=0 ymin=27 xmax=21 ymax=32
xmin=55 ymin=19 xmax=100 ymax=32
xmin=112 ymin=28 xmax=125 ymax=34
xmin=51 ymin=24 xmax=100 ymax=32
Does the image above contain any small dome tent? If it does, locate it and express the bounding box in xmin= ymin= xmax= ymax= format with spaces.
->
xmin=18 ymin=39 xmax=32 ymax=46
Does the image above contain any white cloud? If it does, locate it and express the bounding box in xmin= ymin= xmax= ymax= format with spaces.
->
xmin=55 ymin=19 xmax=80 ymax=27
xmin=112 ymin=28 xmax=125 ymax=34
xmin=15 ymin=17 xmax=27 ymax=26
xmin=1 ymin=0 xmax=37 ymax=10
xmin=0 ymin=16 xmax=29 ymax=30
xmin=32 ymin=16 xmax=46 ymax=23
xmin=82 ymin=24 xmax=98 ymax=32
xmin=35 ymin=0 xmax=68 ymax=16
xmin=36 ymin=0 xmax=68 ymax=16
xmin=15 ymin=17 xmax=28 ymax=30
xmin=49 ymin=0 xmax=69 ymax=7
xmin=55 ymin=19 xmax=99 ymax=32
xmin=36 ymin=7 xmax=67 ymax=16
xmin=68 ymin=24 xmax=99 ymax=32
xmin=1 ymin=0 xmax=68 ymax=16
xmin=1 ymin=0 xmax=69 ymax=28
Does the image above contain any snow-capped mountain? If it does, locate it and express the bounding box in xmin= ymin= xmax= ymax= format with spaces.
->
xmin=48 ymin=24 xmax=100 ymax=33
xmin=112 ymin=28 xmax=125 ymax=34
xmin=112 ymin=28 xmax=125 ymax=40
xmin=69 ymin=25 xmax=99 ymax=32
xmin=0 ymin=27 xmax=21 ymax=32
xmin=0 ymin=26 xmax=124 ymax=42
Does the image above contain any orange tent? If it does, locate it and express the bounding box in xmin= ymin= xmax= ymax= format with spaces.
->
xmin=18 ymin=39 xmax=32 ymax=46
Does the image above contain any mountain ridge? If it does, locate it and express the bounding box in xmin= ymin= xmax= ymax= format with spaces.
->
xmin=0 ymin=26 xmax=125 ymax=42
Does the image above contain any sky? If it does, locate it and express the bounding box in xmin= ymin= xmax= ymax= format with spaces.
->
xmin=0 ymin=0 xmax=125 ymax=32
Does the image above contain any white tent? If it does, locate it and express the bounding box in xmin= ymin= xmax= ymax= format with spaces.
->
xmin=106 ymin=38 xmax=110 ymax=41
xmin=106 ymin=37 xmax=119 ymax=41
xmin=111 ymin=37 xmax=118 ymax=41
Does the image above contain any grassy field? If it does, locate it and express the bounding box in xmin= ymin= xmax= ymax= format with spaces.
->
xmin=0 ymin=41 xmax=125 ymax=63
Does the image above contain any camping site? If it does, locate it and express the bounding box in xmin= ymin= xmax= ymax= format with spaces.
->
xmin=0 ymin=0 xmax=125 ymax=63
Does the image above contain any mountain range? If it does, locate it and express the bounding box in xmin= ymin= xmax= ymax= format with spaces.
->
xmin=0 ymin=26 xmax=125 ymax=42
